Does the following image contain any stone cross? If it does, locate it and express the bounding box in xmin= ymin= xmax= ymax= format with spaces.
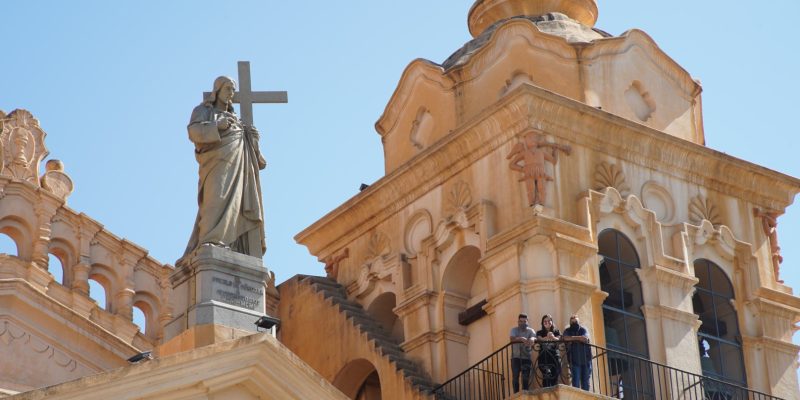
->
xmin=203 ymin=61 xmax=288 ymax=127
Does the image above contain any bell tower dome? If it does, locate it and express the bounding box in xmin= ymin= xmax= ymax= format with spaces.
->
xmin=468 ymin=0 xmax=599 ymax=37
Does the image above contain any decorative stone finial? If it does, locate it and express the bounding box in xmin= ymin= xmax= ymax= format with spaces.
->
xmin=468 ymin=0 xmax=599 ymax=37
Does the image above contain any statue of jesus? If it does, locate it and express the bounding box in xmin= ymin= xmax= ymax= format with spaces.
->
xmin=182 ymin=76 xmax=266 ymax=259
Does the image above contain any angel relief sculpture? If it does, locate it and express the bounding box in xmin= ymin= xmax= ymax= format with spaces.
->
xmin=506 ymin=132 xmax=571 ymax=206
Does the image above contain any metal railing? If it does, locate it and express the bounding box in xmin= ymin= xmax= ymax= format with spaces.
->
xmin=433 ymin=340 xmax=782 ymax=400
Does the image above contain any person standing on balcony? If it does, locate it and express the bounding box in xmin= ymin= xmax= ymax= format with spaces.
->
xmin=509 ymin=313 xmax=536 ymax=393
xmin=563 ymin=315 xmax=592 ymax=391
xmin=536 ymin=314 xmax=562 ymax=387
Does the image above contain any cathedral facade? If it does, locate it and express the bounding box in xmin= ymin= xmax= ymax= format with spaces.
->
xmin=1 ymin=1 xmax=798 ymax=399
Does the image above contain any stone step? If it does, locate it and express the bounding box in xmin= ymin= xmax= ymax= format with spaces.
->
xmin=318 ymin=288 xmax=348 ymax=300
xmin=346 ymin=313 xmax=383 ymax=328
xmin=389 ymin=357 xmax=420 ymax=373
xmin=302 ymin=275 xmax=340 ymax=287
xmin=371 ymin=337 xmax=403 ymax=353
xmin=341 ymin=309 xmax=372 ymax=323
xmin=335 ymin=302 xmax=367 ymax=315
xmin=369 ymin=334 xmax=402 ymax=350
xmin=406 ymin=375 xmax=436 ymax=392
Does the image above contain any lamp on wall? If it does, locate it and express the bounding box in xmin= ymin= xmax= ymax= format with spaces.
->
xmin=127 ymin=351 xmax=153 ymax=364
xmin=255 ymin=315 xmax=280 ymax=331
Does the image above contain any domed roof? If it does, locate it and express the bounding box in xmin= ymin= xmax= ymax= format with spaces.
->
xmin=468 ymin=0 xmax=598 ymax=37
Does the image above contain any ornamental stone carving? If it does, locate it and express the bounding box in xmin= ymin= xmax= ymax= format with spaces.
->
xmin=688 ymin=195 xmax=721 ymax=227
xmin=0 ymin=319 xmax=89 ymax=375
xmin=506 ymin=132 xmax=571 ymax=206
xmin=404 ymin=210 xmax=432 ymax=257
xmin=445 ymin=180 xmax=473 ymax=217
xmin=365 ymin=231 xmax=391 ymax=261
xmin=1 ymin=109 xmax=49 ymax=184
xmin=322 ymin=248 xmax=349 ymax=280
xmin=593 ymin=161 xmax=629 ymax=196
xmin=754 ymin=208 xmax=784 ymax=284
xmin=40 ymin=159 xmax=74 ymax=201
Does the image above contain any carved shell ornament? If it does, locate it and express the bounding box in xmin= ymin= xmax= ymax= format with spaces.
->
xmin=365 ymin=231 xmax=391 ymax=260
xmin=594 ymin=161 xmax=629 ymax=195
xmin=446 ymin=181 xmax=473 ymax=215
xmin=689 ymin=195 xmax=722 ymax=227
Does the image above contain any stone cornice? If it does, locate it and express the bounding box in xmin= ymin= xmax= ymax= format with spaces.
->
xmin=641 ymin=304 xmax=700 ymax=327
xmin=394 ymin=288 xmax=435 ymax=318
xmin=485 ymin=212 xmax=594 ymax=259
xmin=296 ymin=85 xmax=531 ymax=258
xmin=752 ymin=287 xmax=800 ymax=313
xmin=742 ymin=335 xmax=800 ymax=354
xmin=296 ymin=84 xmax=800 ymax=259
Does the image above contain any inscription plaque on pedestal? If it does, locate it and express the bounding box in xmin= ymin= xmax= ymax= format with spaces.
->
xmin=164 ymin=246 xmax=274 ymax=341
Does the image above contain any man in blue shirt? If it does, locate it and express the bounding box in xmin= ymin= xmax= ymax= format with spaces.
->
xmin=563 ymin=314 xmax=592 ymax=390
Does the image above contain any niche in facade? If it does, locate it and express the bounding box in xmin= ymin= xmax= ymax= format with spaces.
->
xmin=624 ymin=80 xmax=656 ymax=122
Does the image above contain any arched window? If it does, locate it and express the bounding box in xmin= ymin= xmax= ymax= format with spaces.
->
xmin=132 ymin=306 xmax=147 ymax=334
xmin=692 ymin=259 xmax=746 ymax=386
xmin=598 ymin=229 xmax=649 ymax=357
xmin=48 ymin=253 xmax=64 ymax=285
xmin=88 ymin=279 xmax=108 ymax=310
xmin=0 ymin=232 xmax=18 ymax=255
xmin=599 ymin=229 xmax=652 ymax=398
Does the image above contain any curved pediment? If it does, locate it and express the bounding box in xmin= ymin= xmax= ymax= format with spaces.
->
xmin=375 ymin=59 xmax=456 ymax=173
xmin=451 ymin=19 xmax=703 ymax=141
xmin=375 ymin=15 xmax=707 ymax=174
xmin=582 ymin=29 xmax=704 ymax=142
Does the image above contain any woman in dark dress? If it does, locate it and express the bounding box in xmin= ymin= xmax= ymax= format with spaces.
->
xmin=536 ymin=314 xmax=562 ymax=387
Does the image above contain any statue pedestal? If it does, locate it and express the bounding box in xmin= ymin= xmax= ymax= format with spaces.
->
xmin=163 ymin=246 xmax=276 ymax=346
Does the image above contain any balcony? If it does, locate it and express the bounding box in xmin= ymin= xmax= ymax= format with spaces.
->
xmin=433 ymin=341 xmax=780 ymax=400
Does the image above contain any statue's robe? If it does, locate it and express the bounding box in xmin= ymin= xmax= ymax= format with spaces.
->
xmin=183 ymin=103 xmax=265 ymax=258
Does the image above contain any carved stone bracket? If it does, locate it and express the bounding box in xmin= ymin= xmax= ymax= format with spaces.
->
xmin=322 ymin=248 xmax=349 ymax=281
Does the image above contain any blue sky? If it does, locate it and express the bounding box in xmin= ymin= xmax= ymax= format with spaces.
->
xmin=2 ymin=0 xmax=799 ymax=373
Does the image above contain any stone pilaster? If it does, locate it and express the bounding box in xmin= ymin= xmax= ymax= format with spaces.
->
xmin=71 ymin=261 xmax=90 ymax=295
xmin=30 ymin=196 xmax=60 ymax=271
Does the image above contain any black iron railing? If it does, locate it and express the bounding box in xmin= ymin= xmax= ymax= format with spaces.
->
xmin=433 ymin=340 xmax=782 ymax=400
